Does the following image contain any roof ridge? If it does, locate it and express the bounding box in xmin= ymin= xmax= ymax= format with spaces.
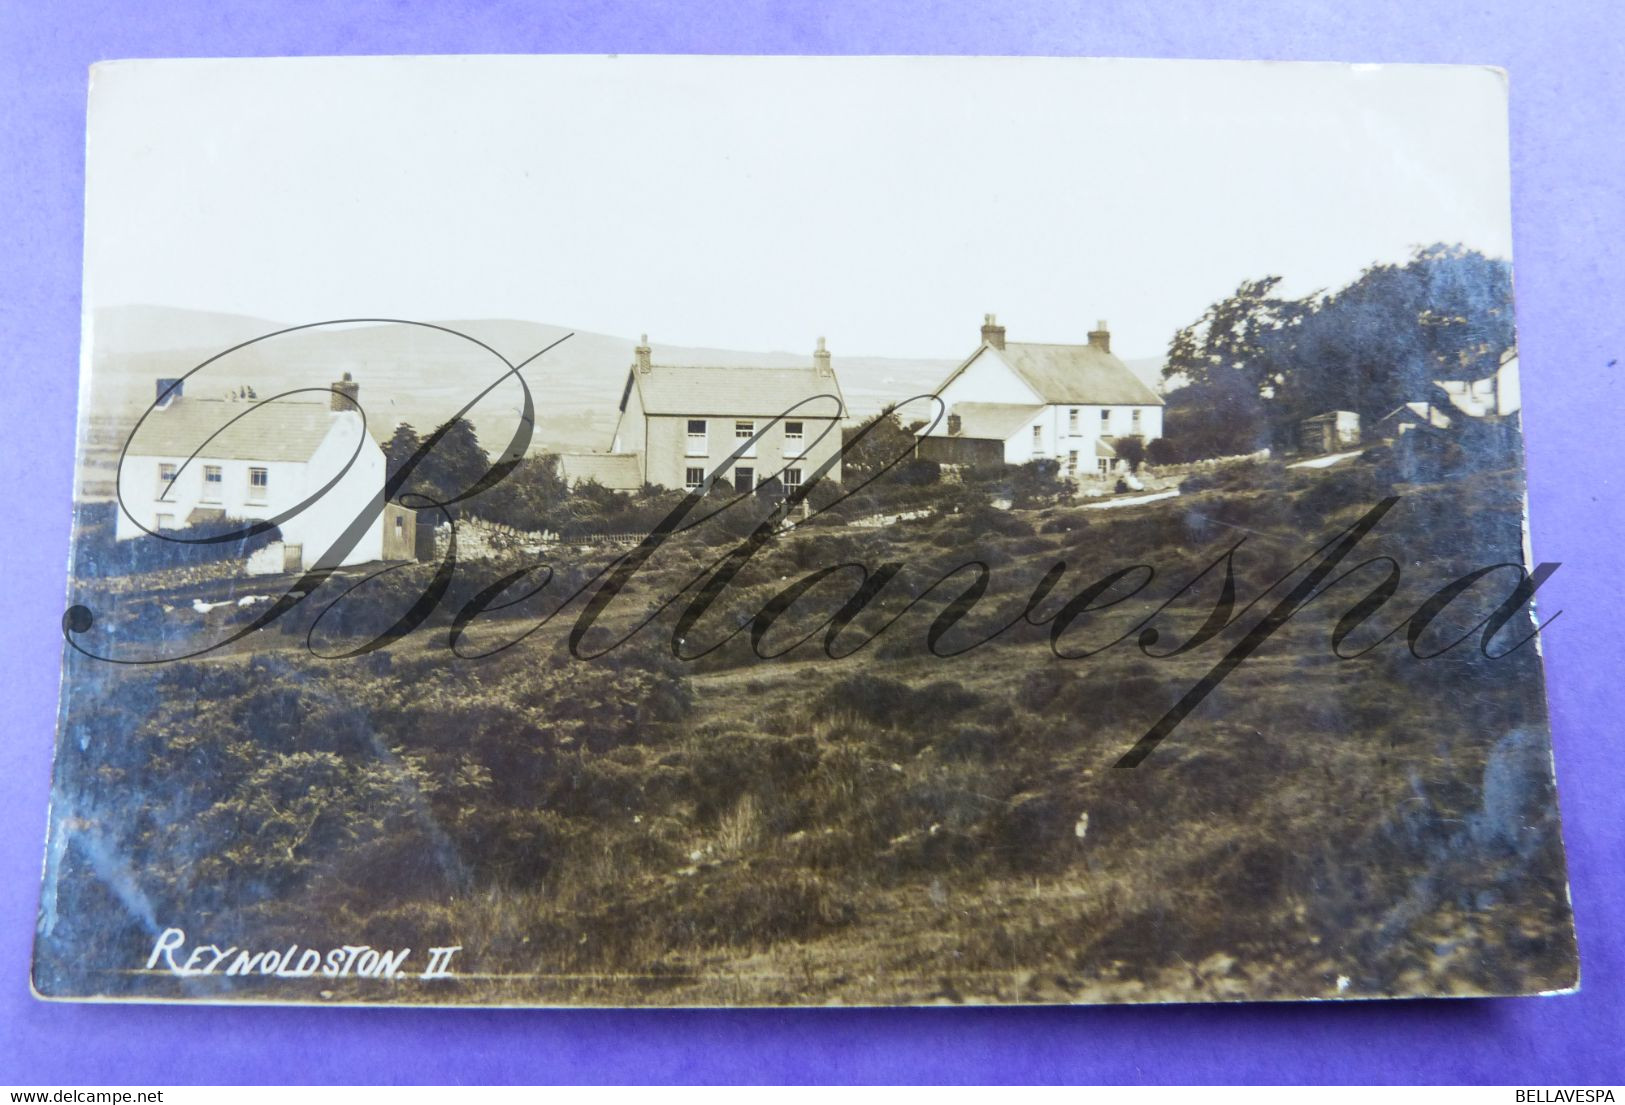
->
xmin=647 ymin=362 xmax=821 ymax=370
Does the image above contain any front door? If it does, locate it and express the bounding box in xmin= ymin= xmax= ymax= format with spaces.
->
xmin=283 ymin=543 xmax=303 ymax=572
xmin=733 ymin=466 xmax=754 ymax=494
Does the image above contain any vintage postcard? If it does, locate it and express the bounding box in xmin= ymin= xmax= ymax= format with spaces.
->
xmin=35 ymin=55 xmax=1578 ymax=1005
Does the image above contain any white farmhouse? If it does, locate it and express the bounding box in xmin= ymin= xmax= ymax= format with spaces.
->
xmin=916 ymin=316 xmax=1164 ymax=479
xmin=115 ymin=374 xmax=417 ymax=573
xmin=1434 ymin=346 xmax=1521 ymax=419
xmin=1377 ymin=346 xmax=1522 ymax=442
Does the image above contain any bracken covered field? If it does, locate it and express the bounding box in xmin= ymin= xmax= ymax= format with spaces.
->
xmin=35 ymin=442 xmax=1578 ymax=1005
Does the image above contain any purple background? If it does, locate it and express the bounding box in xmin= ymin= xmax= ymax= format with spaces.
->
xmin=2 ymin=0 xmax=1620 ymax=1084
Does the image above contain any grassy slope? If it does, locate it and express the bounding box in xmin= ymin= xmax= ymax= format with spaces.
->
xmin=37 ymin=456 xmax=1577 ymax=1005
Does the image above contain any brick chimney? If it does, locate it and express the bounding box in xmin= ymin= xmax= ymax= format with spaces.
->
xmin=155 ymin=377 xmax=183 ymax=409
xmin=981 ymin=313 xmax=1006 ymax=350
xmin=1087 ymin=319 xmax=1111 ymax=354
xmin=948 ymin=412 xmax=963 ymax=436
xmin=331 ymin=371 xmax=360 ymax=412
xmin=814 ymin=336 xmax=833 ymax=378
xmin=635 ymin=334 xmax=652 ymax=374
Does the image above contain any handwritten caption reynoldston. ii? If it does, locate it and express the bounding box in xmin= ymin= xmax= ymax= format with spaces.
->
xmin=145 ymin=927 xmax=462 ymax=981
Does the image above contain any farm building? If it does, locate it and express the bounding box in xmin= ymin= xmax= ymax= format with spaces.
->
xmin=115 ymin=374 xmax=416 ymax=573
xmin=1434 ymin=346 xmax=1521 ymax=419
xmin=610 ymin=335 xmax=845 ymax=494
xmin=1298 ymin=410 xmax=1362 ymax=454
xmin=1374 ymin=402 xmax=1454 ymax=439
xmin=914 ymin=316 xmax=1164 ymax=480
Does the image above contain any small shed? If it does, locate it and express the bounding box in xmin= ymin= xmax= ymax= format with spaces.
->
xmin=1298 ymin=410 xmax=1361 ymax=455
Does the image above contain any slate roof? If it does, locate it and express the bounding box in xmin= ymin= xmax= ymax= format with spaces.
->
xmin=623 ymin=365 xmax=846 ymax=419
xmin=556 ymin=452 xmax=644 ymax=491
xmin=1377 ymin=402 xmax=1453 ymax=430
xmin=124 ymin=399 xmax=343 ymax=463
xmin=952 ymin=343 xmax=1164 ymax=407
xmin=922 ymin=402 xmax=1044 ymax=441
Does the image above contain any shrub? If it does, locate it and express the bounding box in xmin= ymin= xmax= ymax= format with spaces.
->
xmin=1145 ymin=436 xmax=1181 ymax=466
xmin=893 ymin=458 xmax=942 ymax=486
xmin=72 ymin=501 xmax=283 ymax=578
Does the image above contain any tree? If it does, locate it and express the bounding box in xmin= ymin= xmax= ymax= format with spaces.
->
xmin=473 ymin=453 xmax=569 ymax=532
xmin=1275 ymin=245 xmax=1514 ymax=429
xmin=1164 ymin=275 xmax=1308 ymax=397
xmin=1114 ymin=436 xmax=1146 ymax=473
xmin=1159 ymin=276 xmax=1305 ymax=458
xmin=1157 ymin=245 xmax=1515 ymax=458
xmin=1161 ymin=367 xmax=1273 ymax=461
xmin=385 ymin=418 xmax=491 ymax=514
xmin=383 ymin=423 xmax=423 ymax=478
xmin=1145 ymin=437 xmax=1180 ymax=467
xmin=841 ymin=407 xmax=919 ymax=480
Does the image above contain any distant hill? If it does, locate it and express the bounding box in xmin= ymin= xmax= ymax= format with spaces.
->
xmin=1122 ymin=355 xmax=1174 ymax=396
xmin=83 ymin=307 xmax=961 ymax=455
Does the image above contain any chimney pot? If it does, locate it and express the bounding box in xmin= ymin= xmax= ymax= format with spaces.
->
xmin=1087 ymin=320 xmax=1111 ymax=354
xmin=980 ymin=313 xmax=1006 ymax=350
xmin=331 ymin=374 xmax=360 ymax=412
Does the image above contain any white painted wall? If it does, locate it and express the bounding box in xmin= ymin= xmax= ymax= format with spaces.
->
xmin=1497 ymin=353 xmax=1520 ymax=416
xmin=999 ymin=403 xmax=1163 ymax=467
xmin=934 ymin=346 xmax=1164 ymax=468
xmin=115 ymin=410 xmax=389 ymax=569
xmin=935 ymin=347 xmax=1043 ymax=408
xmin=294 ymin=412 xmax=386 ymax=566
xmin=116 ymin=454 xmax=306 ymax=537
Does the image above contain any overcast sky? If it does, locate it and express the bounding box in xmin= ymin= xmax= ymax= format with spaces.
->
xmin=84 ymin=55 xmax=1513 ymax=361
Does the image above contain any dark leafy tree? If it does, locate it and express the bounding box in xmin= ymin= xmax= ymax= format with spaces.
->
xmin=472 ymin=453 xmax=569 ymax=532
xmin=1164 ymin=276 xmax=1308 ymax=396
xmin=1114 ymin=436 xmax=1146 ymax=473
xmin=383 ymin=424 xmax=423 ymax=479
xmin=385 ymin=418 xmax=491 ymax=513
xmin=1161 ymin=245 xmax=1514 ymax=459
xmin=1274 ymin=245 xmax=1514 ymax=428
xmin=841 ymin=407 xmax=919 ymax=480
xmin=1145 ymin=437 xmax=1180 ymax=466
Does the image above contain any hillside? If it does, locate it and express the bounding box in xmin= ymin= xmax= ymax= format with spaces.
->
xmin=39 ymin=451 xmax=1576 ymax=1004
xmin=81 ymin=306 xmax=962 ymax=458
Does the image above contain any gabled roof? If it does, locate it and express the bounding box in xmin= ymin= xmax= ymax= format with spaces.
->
xmin=124 ymin=399 xmax=344 ymax=463
xmin=622 ymin=364 xmax=846 ymax=419
xmin=965 ymin=342 xmax=1164 ymax=407
xmin=921 ymin=402 xmax=1044 ymax=441
xmin=556 ymin=452 xmax=644 ymax=491
xmin=1377 ymin=402 xmax=1452 ymax=430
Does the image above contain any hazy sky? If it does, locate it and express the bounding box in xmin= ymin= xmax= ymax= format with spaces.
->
xmin=84 ymin=55 xmax=1513 ymax=360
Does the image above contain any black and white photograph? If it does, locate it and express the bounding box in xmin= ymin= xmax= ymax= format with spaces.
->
xmin=34 ymin=55 xmax=1578 ymax=1007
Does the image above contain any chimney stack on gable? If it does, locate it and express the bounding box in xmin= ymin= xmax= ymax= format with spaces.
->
xmin=814 ymin=336 xmax=833 ymax=378
xmin=635 ymin=334 xmax=652 ymax=374
xmin=330 ymin=371 xmax=360 ymax=412
xmin=155 ymin=377 xmax=183 ymax=409
xmin=981 ymin=313 xmax=1006 ymax=350
xmin=1087 ymin=320 xmax=1111 ymax=354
